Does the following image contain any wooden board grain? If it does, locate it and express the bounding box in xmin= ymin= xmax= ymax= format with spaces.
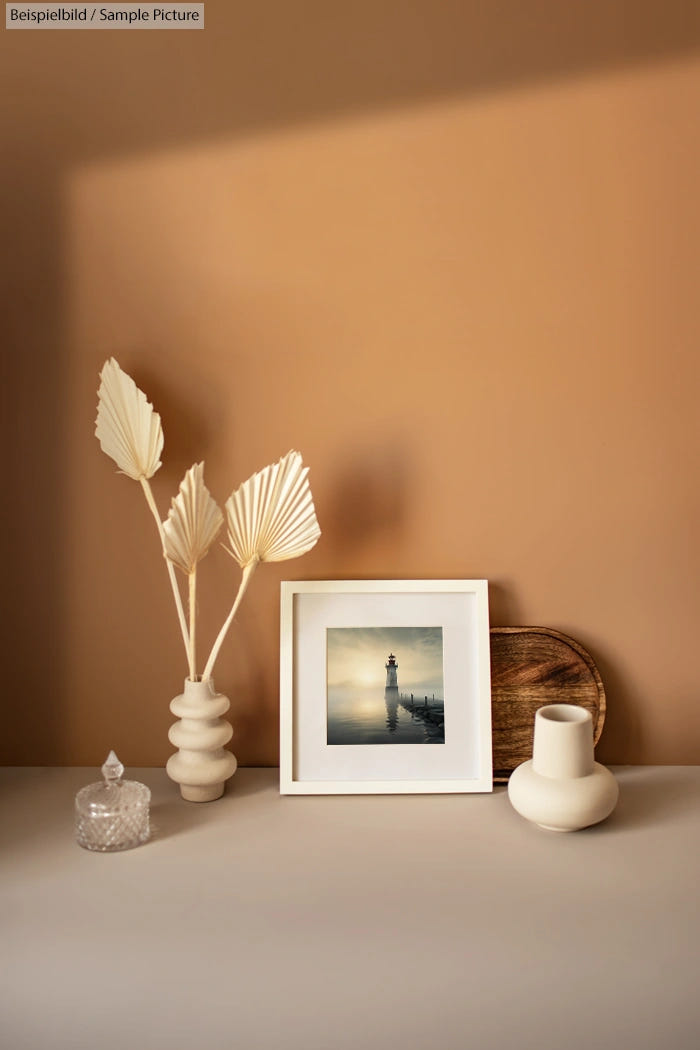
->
xmin=490 ymin=627 xmax=606 ymax=782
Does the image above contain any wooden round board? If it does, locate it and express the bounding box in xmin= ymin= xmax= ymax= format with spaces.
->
xmin=490 ymin=626 xmax=606 ymax=782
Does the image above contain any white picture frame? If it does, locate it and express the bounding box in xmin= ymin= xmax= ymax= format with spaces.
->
xmin=280 ymin=580 xmax=492 ymax=794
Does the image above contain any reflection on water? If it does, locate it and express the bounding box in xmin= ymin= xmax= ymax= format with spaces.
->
xmin=327 ymin=685 xmax=445 ymax=745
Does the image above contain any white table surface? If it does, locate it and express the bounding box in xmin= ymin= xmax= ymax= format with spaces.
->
xmin=1 ymin=766 xmax=699 ymax=1050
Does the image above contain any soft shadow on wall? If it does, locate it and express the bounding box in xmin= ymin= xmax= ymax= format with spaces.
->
xmin=4 ymin=3 xmax=699 ymax=165
xmin=2 ymin=1 xmax=699 ymax=764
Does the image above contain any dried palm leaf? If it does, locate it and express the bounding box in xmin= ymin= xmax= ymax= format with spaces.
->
xmin=95 ymin=358 xmax=190 ymax=667
xmin=163 ymin=464 xmax=223 ymax=576
xmin=224 ymin=450 xmax=321 ymax=568
xmin=95 ymin=358 xmax=163 ymax=480
xmin=202 ymin=451 xmax=320 ymax=680
xmin=164 ymin=464 xmax=224 ymax=680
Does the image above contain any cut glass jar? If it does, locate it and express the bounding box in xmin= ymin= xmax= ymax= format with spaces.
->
xmin=75 ymin=751 xmax=150 ymax=851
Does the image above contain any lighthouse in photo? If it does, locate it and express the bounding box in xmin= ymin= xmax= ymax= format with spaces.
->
xmin=385 ymin=652 xmax=399 ymax=694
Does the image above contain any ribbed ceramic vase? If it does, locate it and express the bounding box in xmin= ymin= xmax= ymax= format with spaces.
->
xmin=166 ymin=678 xmax=237 ymax=802
xmin=508 ymin=704 xmax=618 ymax=832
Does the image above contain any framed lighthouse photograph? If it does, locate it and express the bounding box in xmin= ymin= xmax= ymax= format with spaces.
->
xmin=280 ymin=580 xmax=492 ymax=794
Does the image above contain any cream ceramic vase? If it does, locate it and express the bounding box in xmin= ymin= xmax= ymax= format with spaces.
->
xmin=507 ymin=704 xmax=618 ymax=832
xmin=166 ymin=678 xmax=238 ymax=802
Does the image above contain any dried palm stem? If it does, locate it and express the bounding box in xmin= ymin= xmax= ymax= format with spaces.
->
xmin=139 ymin=477 xmax=192 ymax=668
xmin=201 ymin=559 xmax=257 ymax=682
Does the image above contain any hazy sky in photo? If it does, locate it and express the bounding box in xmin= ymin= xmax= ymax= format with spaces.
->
xmin=327 ymin=626 xmax=444 ymax=694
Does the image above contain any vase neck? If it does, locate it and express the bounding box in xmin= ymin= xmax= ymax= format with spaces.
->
xmin=183 ymin=677 xmax=217 ymax=699
xmin=532 ymin=704 xmax=594 ymax=779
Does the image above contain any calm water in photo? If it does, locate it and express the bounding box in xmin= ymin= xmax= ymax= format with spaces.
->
xmin=327 ymin=685 xmax=445 ymax=745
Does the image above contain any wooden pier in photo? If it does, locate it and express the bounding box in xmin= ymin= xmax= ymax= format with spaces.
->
xmin=398 ymin=693 xmax=445 ymax=729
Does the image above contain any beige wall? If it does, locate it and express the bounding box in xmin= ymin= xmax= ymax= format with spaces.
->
xmin=3 ymin=3 xmax=699 ymax=766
